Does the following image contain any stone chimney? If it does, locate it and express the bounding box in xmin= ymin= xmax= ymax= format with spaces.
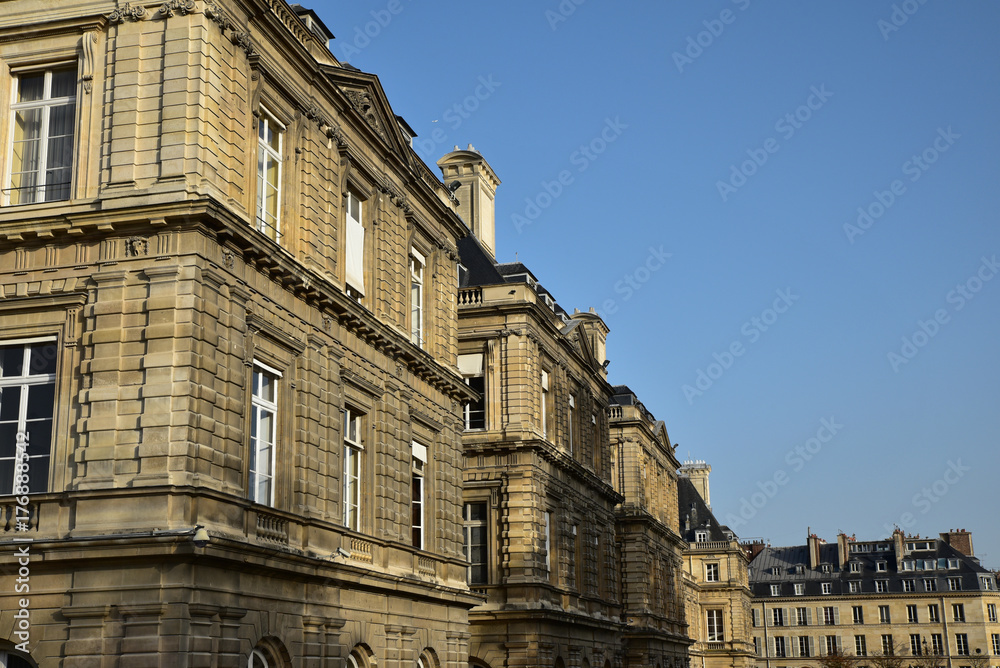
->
xmin=437 ymin=145 xmax=501 ymax=260
xmin=679 ymin=459 xmax=711 ymax=509
xmin=807 ymin=530 xmax=823 ymax=569
xmin=837 ymin=533 xmax=851 ymax=569
xmin=940 ymin=529 xmax=974 ymax=556
xmin=743 ymin=539 xmax=766 ymax=562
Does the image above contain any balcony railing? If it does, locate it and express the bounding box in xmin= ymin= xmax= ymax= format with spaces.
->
xmin=457 ymin=287 xmax=482 ymax=306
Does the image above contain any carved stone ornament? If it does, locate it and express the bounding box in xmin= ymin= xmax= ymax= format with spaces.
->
xmin=303 ymin=102 xmax=329 ymax=129
xmin=108 ymin=2 xmax=147 ymax=22
xmin=324 ymin=123 xmax=347 ymax=147
xmin=81 ymin=32 xmax=97 ymax=94
xmin=343 ymin=89 xmax=387 ymax=142
xmin=204 ymin=1 xmax=255 ymax=56
xmin=222 ymin=249 xmax=235 ymax=269
xmin=124 ymin=236 xmax=149 ymax=257
xmin=159 ymin=0 xmax=196 ymax=17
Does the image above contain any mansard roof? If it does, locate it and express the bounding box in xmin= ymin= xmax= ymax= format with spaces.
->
xmin=677 ymin=476 xmax=729 ymax=543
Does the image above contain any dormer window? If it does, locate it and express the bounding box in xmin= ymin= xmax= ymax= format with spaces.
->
xmin=850 ymin=562 xmax=862 ymax=573
xmin=821 ymin=564 xmax=832 ymax=573
xmin=876 ymin=561 xmax=887 ymax=572
xmin=695 ymin=530 xmax=708 ymax=543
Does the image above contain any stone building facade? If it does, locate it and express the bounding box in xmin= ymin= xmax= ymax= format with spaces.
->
xmin=607 ymin=386 xmax=691 ymax=668
xmin=450 ymin=148 xmax=625 ymax=668
xmin=0 ymin=0 xmax=480 ymax=665
xmin=748 ymin=530 xmax=1000 ymax=668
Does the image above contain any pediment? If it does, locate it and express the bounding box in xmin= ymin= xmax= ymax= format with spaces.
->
xmin=324 ymin=67 xmax=410 ymax=158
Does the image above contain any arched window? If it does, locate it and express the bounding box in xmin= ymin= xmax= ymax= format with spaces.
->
xmin=0 ymin=651 xmax=35 ymax=668
xmin=249 ymin=648 xmax=273 ymax=668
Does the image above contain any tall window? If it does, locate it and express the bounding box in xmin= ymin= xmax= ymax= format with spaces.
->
xmin=459 ymin=353 xmax=486 ymax=430
xmin=991 ymin=633 xmax=999 ymax=656
xmin=907 ymin=605 xmax=918 ymax=623
xmin=822 ymin=582 xmax=833 ymax=594
xmin=931 ymin=634 xmax=943 ymax=656
xmin=707 ymin=609 xmax=724 ymax=642
xmin=874 ymin=580 xmax=888 ymax=593
xmin=772 ymin=608 xmax=784 ymax=626
xmin=249 ymin=363 xmax=279 ymax=505
xmin=567 ymin=393 xmax=576 ymax=454
xmin=540 ymin=370 xmax=553 ymax=439
xmin=411 ymin=442 xmax=426 ymax=549
xmin=928 ymin=604 xmax=939 ymax=622
xmin=797 ymin=607 xmax=809 ymax=625
xmin=772 ymin=637 xmax=786 ymax=658
xmin=706 ymin=563 xmax=719 ymax=582
xmin=879 ymin=606 xmax=891 ymax=623
xmin=855 ymin=635 xmax=867 ymax=657
xmin=255 ymin=110 xmax=282 ymax=241
xmin=409 ymin=250 xmax=424 ymax=347
xmin=826 ymin=636 xmax=839 ymax=655
xmin=769 ymin=584 xmax=780 ymax=596
xmin=824 ymin=606 xmax=837 ymax=625
xmin=462 ymin=502 xmax=488 ymax=585
xmin=955 ymin=634 xmax=969 ymax=656
xmin=795 ymin=583 xmax=805 ymax=595
xmin=9 ymin=67 xmax=76 ymax=205
xmin=910 ymin=634 xmax=922 ymax=656
xmin=988 ymin=603 xmax=997 ymax=623
xmin=798 ymin=636 xmax=811 ymax=657
xmin=948 ymin=577 xmax=962 ymax=591
xmin=343 ymin=407 xmax=364 ymax=530
xmin=952 ymin=604 xmax=964 ymax=622
xmin=344 ymin=191 xmax=365 ymax=300
xmin=924 ymin=578 xmax=937 ymax=591
xmin=852 ymin=606 xmax=864 ymax=624
xmin=542 ymin=510 xmax=552 ymax=575
xmin=0 ymin=339 xmax=56 ymax=494
xmin=903 ymin=579 xmax=915 ymax=592
xmin=881 ymin=635 xmax=894 ymax=655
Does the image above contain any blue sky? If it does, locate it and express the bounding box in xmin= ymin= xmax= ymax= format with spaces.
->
xmin=314 ymin=1 xmax=1000 ymax=567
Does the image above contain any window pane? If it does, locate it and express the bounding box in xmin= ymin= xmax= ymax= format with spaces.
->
xmin=17 ymin=72 xmax=45 ymax=102
xmin=0 ymin=346 xmax=25 ymax=378
xmin=27 ymin=453 xmax=49 ymax=494
xmin=26 ymin=383 xmax=55 ymax=419
xmin=27 ymin=343 xmax=57 ymax=375
xmin=0 ymin=386 xmax=22 ymax=421
xmin=0 ymin=422 xmax=18 ymax=458
xmin=25 ymin=418 xmax=52 ymax=456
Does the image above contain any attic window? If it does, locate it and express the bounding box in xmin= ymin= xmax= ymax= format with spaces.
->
xmin=876 ymin=561 xmax=887 ymax=572
xmin=695 ymin=531 xmax=708 ymax=543
xmin=822 ymin=564 xmax=832 ymax=573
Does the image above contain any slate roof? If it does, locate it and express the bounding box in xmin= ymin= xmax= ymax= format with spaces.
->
xmin=677 ymin=476 xmax=731 ymax=543
xmin=749 ymin=537 xmax=996 ymax=598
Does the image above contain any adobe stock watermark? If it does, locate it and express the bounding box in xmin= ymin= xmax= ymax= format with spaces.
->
xmin=844 ymin=126 xmax=960 ymax=244
xmin=338 ymin=0 xmax=411 ymax=62
xmin=10 ymin=429 xmax=33 ymax=652
xmin=716 ymin=85 xmax=833 ymax=202
xmin=512 ymin=117 xmax=627 ymax=234
xmin=724 ymin=416 xmax=844 ymax=530
xmin=672 ymin=0 xmax=752 ymax=74
xmin=877 ymin=0 xmax=929 ymax=41
xmin=413 ymin=75 xmax=502 ymax=160
xmin=881 ymin=458 xmax=969 ymax=536
xmin=545 ymin=0 xmax=589 ymax=30
xmin=595 ymin=246 xmax=673 ymax=317
xmin=682 ymin=288 xmax=799 ymax=404
xmin=887 ymin=254 xmax=998 ymax=372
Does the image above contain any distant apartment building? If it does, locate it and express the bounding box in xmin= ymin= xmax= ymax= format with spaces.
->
xmin=748 ymin=530 xmax=1000 ymax=668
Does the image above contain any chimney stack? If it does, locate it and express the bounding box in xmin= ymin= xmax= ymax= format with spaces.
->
xmin=940 ymin=529 xmax=974 ymax=556
xmin=437 ymin=145 xmax=501 ymax=260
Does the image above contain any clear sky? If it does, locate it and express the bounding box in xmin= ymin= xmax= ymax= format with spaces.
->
xmin=312 ymin=1 xmax=1000 ymax=568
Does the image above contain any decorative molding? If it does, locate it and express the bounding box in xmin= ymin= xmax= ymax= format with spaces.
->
xmin=343 ymin=89 xmax=388 ymax=143
xmin=81 ymin=32 xmax=98 ymax=94
xmin=204 ymin=1 xmax=254 ymax=57
xmin=108 ymin=2 xmax=147 ymax=23
xmin=159 ymin=0 xmax=196 ymax=17
xmin=123 ymin=236 xmax=148 ymax=257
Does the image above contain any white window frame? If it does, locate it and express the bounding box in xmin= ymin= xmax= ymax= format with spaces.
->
xmin=345 ymin=190 xmax=365 ymax=300
xmin=987 ymin=603 xmax=997 ymax=623
xmin=924 ymin=578 xmax=937 ymax=592
xmin=463 ymin=501 xmax=488 ymax=585
xmin=343 ymin=406 xmax=364 ymax=531
xmin=249 ymin=361 xmax=280 ymax=506
xmin=956 ymin=633 xmax=969 ymax=656
xmin=907 ymin=604 xmax=918 ymax=623
xmin=770 ymin=584 xmax=780 ymax=596
xmin=879 ymin=605 xmax=891 ymax=624
xmin=952 ymin=604 xmax=964 ymax=622
xmin=707 ymin=609 xmax=724 ymax=642
xmin=543 ymin=510 xmax=552 ymax=575
xmin=928 ymin=604 xmax=940 ymax=622
xmin=706 ymin=562 xmax=720 ymax=582
xmin=822 ymin=582 xmax=832 ymax=595
xmin=255 ymin=107 xmax=283 ymax=242
xmin=855 ymin=635 xmax=867 ymax=657
xmin=948 ymin=577 xmax=962 ymax=591
xmin=540 ymin=370 xmax=551 ymax=439
xmin=874 ymin=579 xmax=888 ymax=593
xmin=931 ymin=634 xmax=944 ymax=655
xmin=567 ymin=393 xmax=575 ymax=454
xmin=850 ymin=561 xmax=862 ymax=573
xmin=7 ymin=65 xmax=77 ymax=206
xmin=696 ymin=530 xmax=709 ymax=543
xmin=409 ymin=249 xmax=425 ymax=348
xmin=459 ymin=353 xmax=486 ymax=431
xmin=794 ymin=583 xmax=805 ymax=595
xmin=849 ymin=581 xmax=861 ymax=593
xmin=0 ymin=337 xmax=57 ymax=495
xmin=411 ymin=441 xmax=426 ymax=549
xmin=852 ymin=606 xmax=864 ymax=624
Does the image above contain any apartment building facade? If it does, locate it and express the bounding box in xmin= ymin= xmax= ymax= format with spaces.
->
xmin=0 ymin=0 xmax=480 ymax=665
xmin=749 ymin=530 xmax=1000 ymax=668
